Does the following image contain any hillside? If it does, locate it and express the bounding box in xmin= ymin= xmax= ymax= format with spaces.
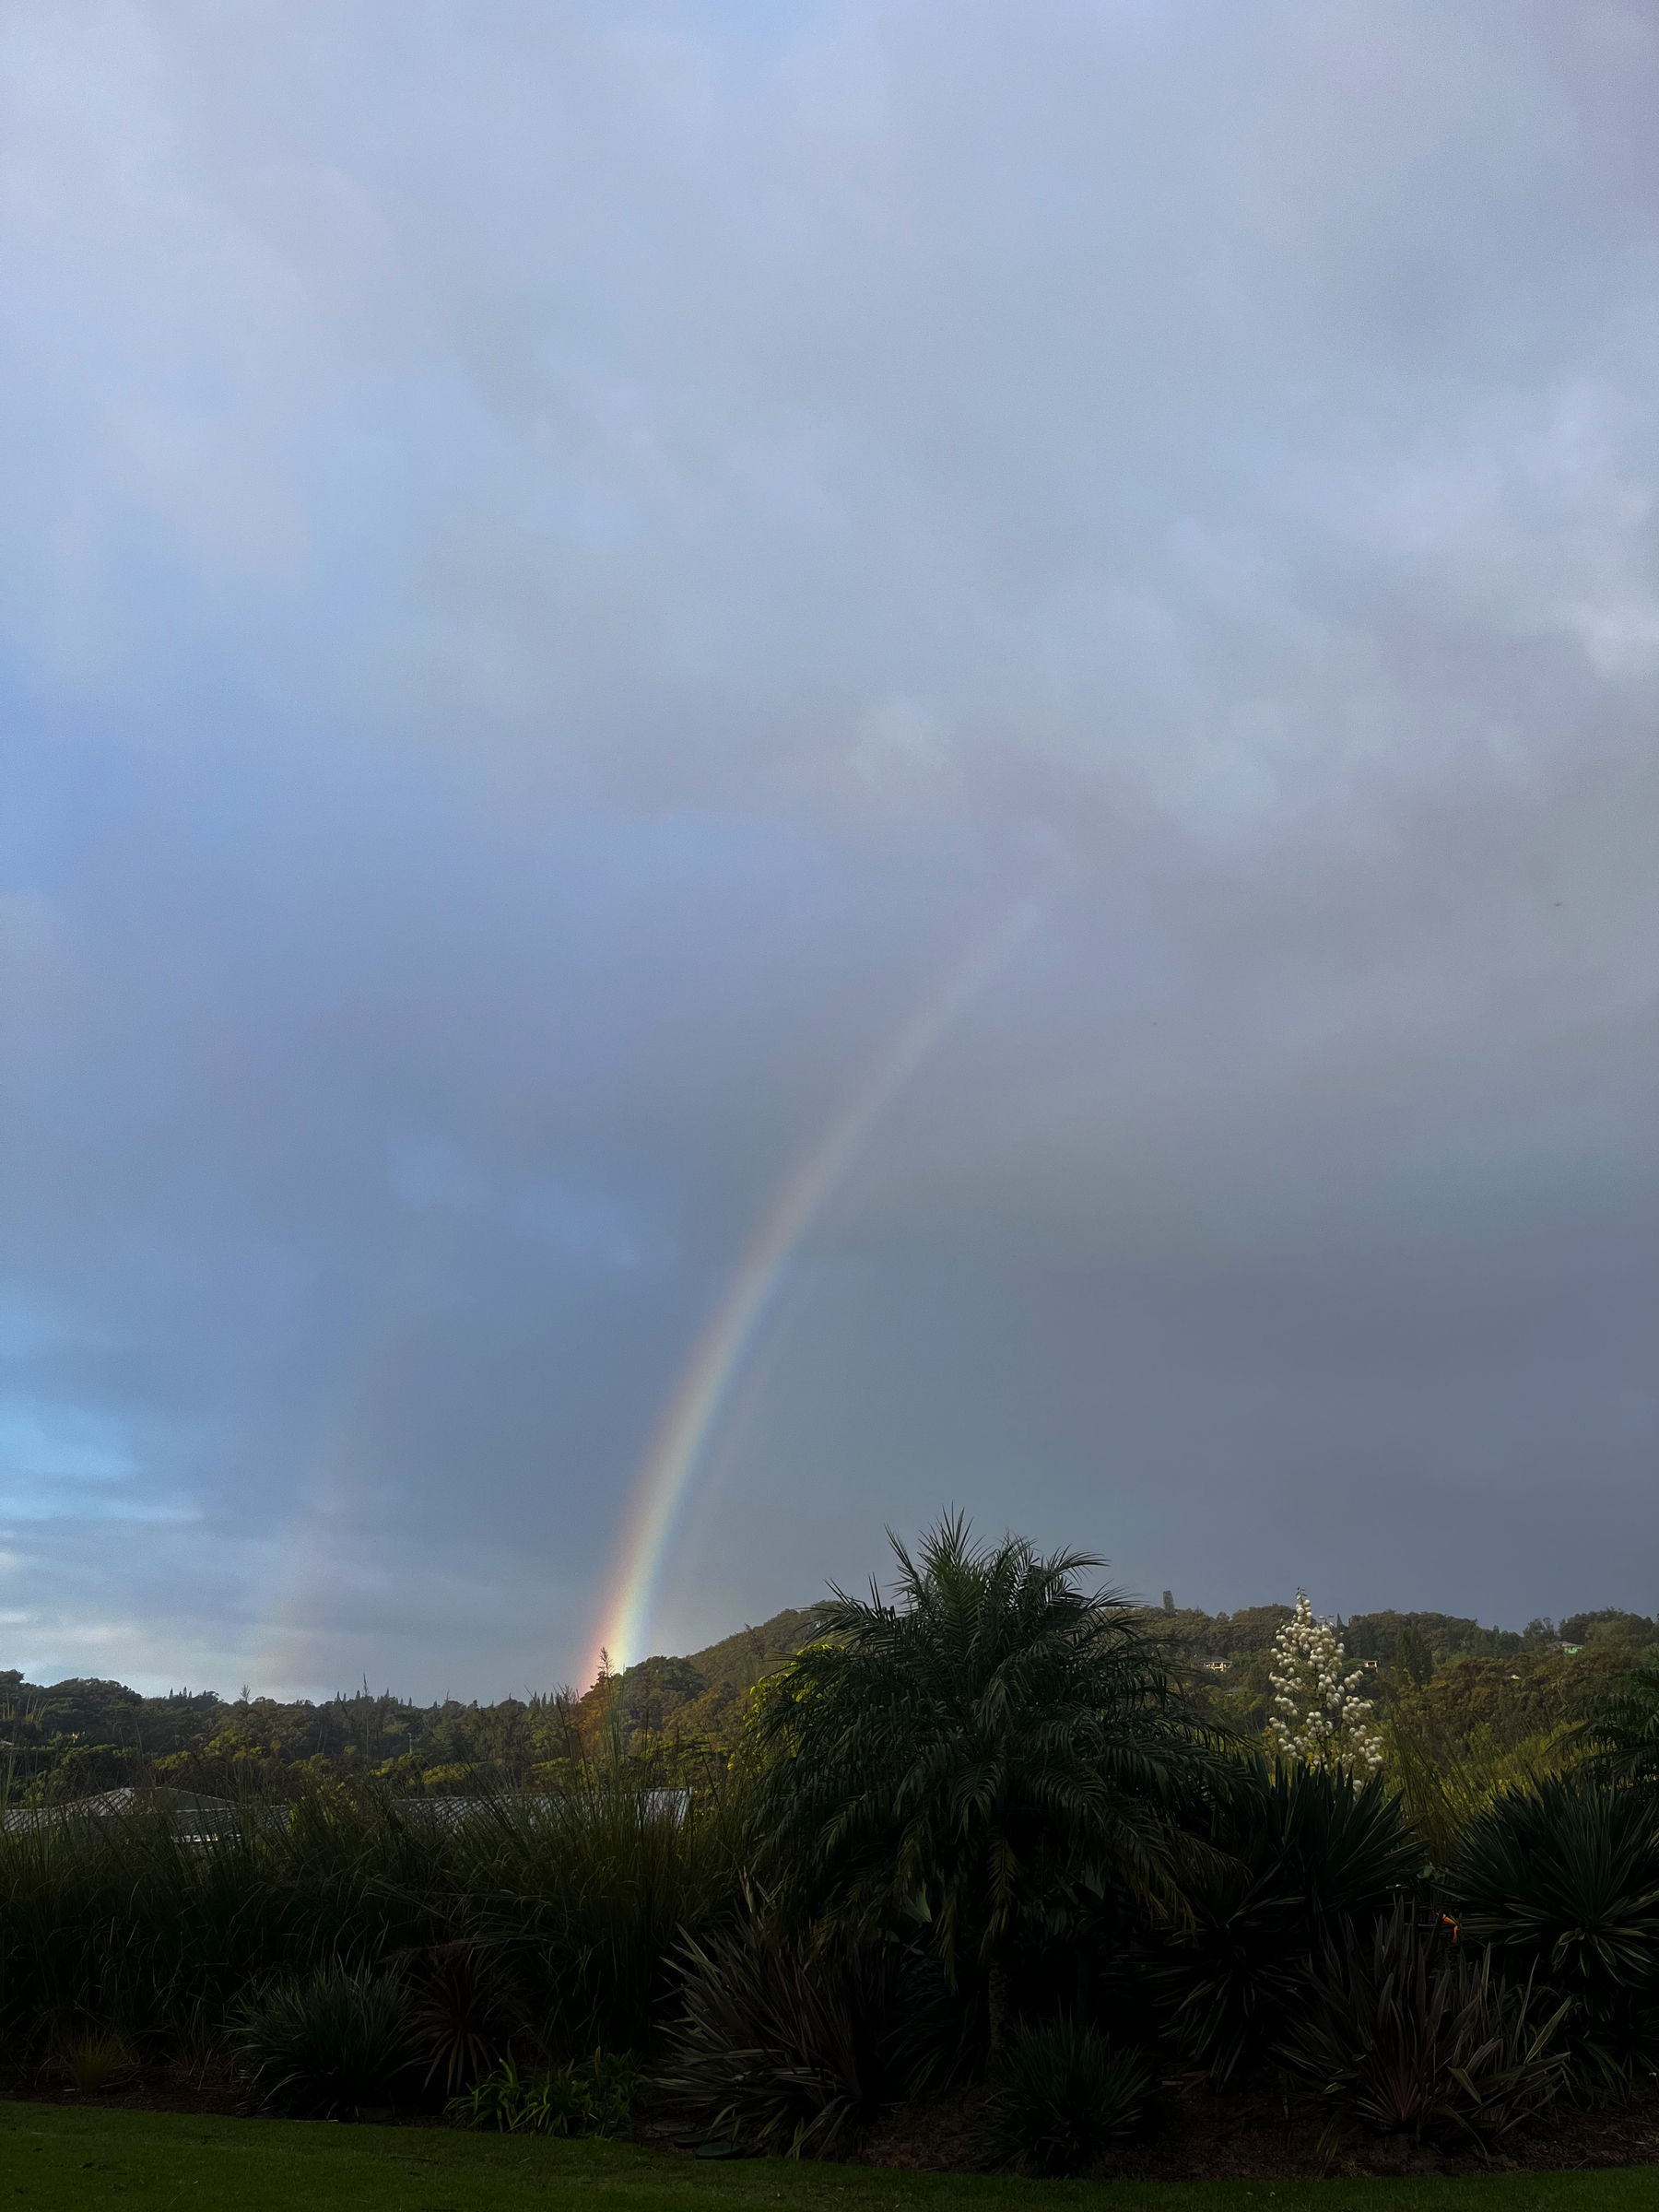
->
xmin=594 ymin=1604 xmax=830 ymax=1747
xmin=3 ymin=1594 xmax=1653 ymax=1802
xmin=0 ymin=1604 xmax=831 ymax=1802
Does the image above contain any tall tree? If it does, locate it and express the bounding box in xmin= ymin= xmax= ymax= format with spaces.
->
xmin=749 ymin=1515 xmax=1217 ymax=2014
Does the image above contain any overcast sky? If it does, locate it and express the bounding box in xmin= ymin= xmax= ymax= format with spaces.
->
xmin=4 ymin=1 xmax=1658 ymax=1699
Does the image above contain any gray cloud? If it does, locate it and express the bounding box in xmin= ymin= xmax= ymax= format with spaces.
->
xmin=2 ymin=2 xmax=1657 ymax=1689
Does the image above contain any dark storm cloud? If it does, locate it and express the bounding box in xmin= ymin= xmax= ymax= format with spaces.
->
xmin=2 ymin=2 xmax=1657 ymax=1688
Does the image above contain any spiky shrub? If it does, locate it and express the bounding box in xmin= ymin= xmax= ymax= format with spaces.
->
xmin=747 ymin=1517 xmax=1218 ymax=2007
xmin=1281 ymin=1898 xmax=1569 ymax=2147
xmin=1155 ymin=1758 xmax=1420 ymax=2084
xmin=980 ymin=2018 xmax=1150 ymax=2177
xmin=403 ymin=1938 xmax=515 ymax=2095
xmin=236 ymin=1963 xmax=416 ymax=2115
xmin=654 ymin=1918 xmax=911 ymax=2159
xmin=1450 ymin=1777 xmax=1659 ymax=2088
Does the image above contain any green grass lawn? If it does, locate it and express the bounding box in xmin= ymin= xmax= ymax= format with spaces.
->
xmin=0 ymin=2106 xmax=1655 ymax=2212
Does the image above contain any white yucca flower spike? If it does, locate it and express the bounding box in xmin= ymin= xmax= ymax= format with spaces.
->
xmin=1265 ymin=1588 xmax=1382 ymax=1780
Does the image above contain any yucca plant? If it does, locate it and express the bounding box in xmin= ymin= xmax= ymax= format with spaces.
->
xmin=654 ymin=1916 xmax=912 ymax=2159
xmin=980 ymin=2017 xmax=1150 ymax=2177
xmin=1155 ymin=1757 xmax=1420 ymax=2084
xmin=1450 ymin=1777 xmax=1659 ymax=2088
xmin=1281 ymin=1898 xmax=1569 ymax=2148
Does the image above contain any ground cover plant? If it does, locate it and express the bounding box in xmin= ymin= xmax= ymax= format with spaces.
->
xmin=7 ymin=1517 xmax=1659 ymax=2182
xmin=448 ymin=2047 xmax=645 ymax=2136
xmin=236 ymin=1963 xmax=416 ymax=2116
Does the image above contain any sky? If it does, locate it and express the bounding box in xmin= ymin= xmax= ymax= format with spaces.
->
xmin=3 ymin=1 xmax=1659 ymax=1700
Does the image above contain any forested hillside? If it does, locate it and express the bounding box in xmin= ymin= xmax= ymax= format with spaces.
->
xmin=4 ymin=1594 xmax=1653 ymax=1802
xmin=0 ymin=1606 xmax=827 ymax=1802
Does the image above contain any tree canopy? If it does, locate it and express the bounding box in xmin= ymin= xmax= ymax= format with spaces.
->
xmin=749 ymin=1514 xmax=1219 ymax=1980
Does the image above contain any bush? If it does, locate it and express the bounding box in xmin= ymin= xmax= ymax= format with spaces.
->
xmin=236 ymin=1964 xmax=415 ymax=2115
xmin=980 ymin=2018 xmax=1150 ymax=2177
xmin=654 ymin=1919 xmax=912 ymax=2159
xmin=447 ymin=2049 xmax=643 ymax=2136
xmin=1281 ymin=1898 xmax=1569 ymax=2147
xmin=1156 ymin=1758 xmax=1420 ymax=2083
xmin=1450 ymin=1777 xmax=1659 ymax=2088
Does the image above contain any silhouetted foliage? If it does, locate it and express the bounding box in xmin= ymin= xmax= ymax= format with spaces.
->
xmin=980 ymin=2017 xmax=1151 ymax=2176
xmin=749 ymin=1517 xmax=1218 ymax=1992
xmin=1282 ymin=1899 xmax=1569 ymax=2147
xmin=1154 ymin=1757 xmax=1419 ymax=2083
xmin=1451 ymin=1777 xmax=1659 ymax=2087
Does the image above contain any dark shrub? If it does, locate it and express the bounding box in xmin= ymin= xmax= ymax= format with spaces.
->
xmin=403 ymin=1938 xmax=515 ymax=2095
xmin=654 ymin=1919 xmax=911 ymax=2158
xmin=1282 ymin=1897 xmax=1569 ymax=2147
xmin=1451 ymin=1777 xmax=1659 ymax=2088
xmin=980 ymin=2018 xmax=1150 ymax=2177
xmin=750 ymin=1518 xmax=1219 ymax=1998
xmin=237 ymin=1964 xmax=415 ymax=2115
xmin=1157 ymin=1758 xmax=1420 ymax=2083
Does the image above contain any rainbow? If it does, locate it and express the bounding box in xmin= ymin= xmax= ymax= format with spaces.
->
xmin=588 ymin=886 xmax=1064 ymax=1674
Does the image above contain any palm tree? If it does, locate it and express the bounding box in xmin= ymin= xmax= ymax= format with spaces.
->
xmin=749 ymin=1515 xmax=1217 ymax=2030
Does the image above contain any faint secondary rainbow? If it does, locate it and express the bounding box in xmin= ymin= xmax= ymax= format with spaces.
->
xmin=589 ymin=887 xmax=1063 ymax=1674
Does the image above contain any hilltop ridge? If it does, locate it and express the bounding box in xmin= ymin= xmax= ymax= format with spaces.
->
xmin=4 ymin=1595 xmax=1653 ymax=1803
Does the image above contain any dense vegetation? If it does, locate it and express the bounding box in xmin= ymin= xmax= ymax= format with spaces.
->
xmin=6 ymin=1523 xmax=1659 ymax=2179
xmin=0 ymin=1608 xmax=827 ymax=1802
xmin=6 ymin=1588 xmax=1653 ymax=1806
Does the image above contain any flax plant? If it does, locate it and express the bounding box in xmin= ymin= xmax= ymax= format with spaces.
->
xmin=0 ymin=1770 xmax=748 ymax=2070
